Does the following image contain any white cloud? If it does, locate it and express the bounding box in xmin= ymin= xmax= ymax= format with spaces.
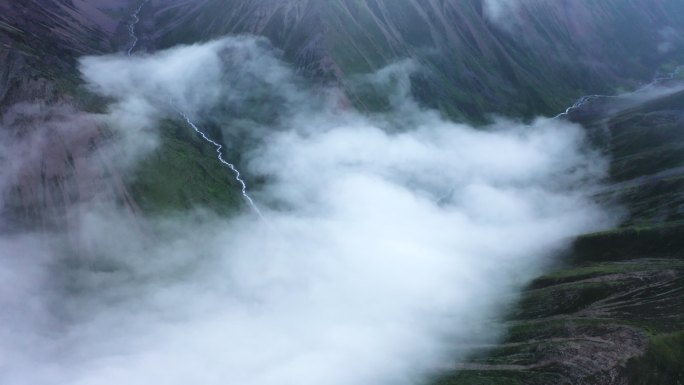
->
xmin=0 ymin=36 xmax=617 ymax=385
xmin=658 ymin=26 xmax=682 ymax=54
xmin=482 ymin=0 xmax=523 ymax=27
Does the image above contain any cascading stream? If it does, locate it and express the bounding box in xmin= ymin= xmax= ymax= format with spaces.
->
xmin=126 ymin=1 xmax=264 ymax=218
xmin=127 ymin=0 xmax=149 ymax=56
xmin=439 ymin=65 xmax=684 ymax=204
xmin=554 ymin=65 xmax=684 ymax=119
xmin=177 ymin=110 xmax=264 ymax=218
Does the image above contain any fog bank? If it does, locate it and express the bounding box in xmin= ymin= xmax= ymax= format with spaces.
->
xmin=0 ymin=36 xmax=616 ymax=385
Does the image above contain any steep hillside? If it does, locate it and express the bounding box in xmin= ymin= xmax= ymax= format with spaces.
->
xmin=144 ymin=0 xmax=684 ymax=120
xmin=0 ymin=0 xmax=127 ymax=106
xmin=436 ymin=83 xmax=684 ymax=385
xmin=0 ymin=0 xmax=131 ymax=234
xmin=0 ymin=0 xmax=246 ymax=232
xmin=1 ymin=1 xmax=684 ymax=384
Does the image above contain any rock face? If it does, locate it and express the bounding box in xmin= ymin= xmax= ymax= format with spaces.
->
xmin=1 ymin=0 xmax=684 ymax=383
xmin=145 ymin=0 xmax=684 ymax=120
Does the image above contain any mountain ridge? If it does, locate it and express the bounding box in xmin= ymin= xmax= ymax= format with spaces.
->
xmin=1 ymin=1 xmax=683 ymax=384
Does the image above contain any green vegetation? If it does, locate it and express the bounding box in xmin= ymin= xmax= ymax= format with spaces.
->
xmin=436 ymin=253 xmax=684 ymax=383
xmin=438 ymin=88 xmax=684 ymax=381
xmin=127 ymin=120 xmax=244 ymax=215
xmin=4 ymin=1 xmax=684 ymax=383
xmin=434 ymin=370 xmax=560 ymax=385
xmin=625 ymin=333 xmax=684 ymax=384
xmin=150 ymin=0 xmax=684 ymax=122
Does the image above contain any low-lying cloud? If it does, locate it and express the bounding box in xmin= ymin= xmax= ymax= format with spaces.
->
xmin=482 ymin=0 xmax=521 ymax=24
xmin=0 ymin=36 xmax=617 ymax=385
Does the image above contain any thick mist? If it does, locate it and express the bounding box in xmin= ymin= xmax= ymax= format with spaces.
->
xmin=482 ymin=0 xmax=520 ymax=24
xmin=0 ymin=37 xmax=616 ymax=385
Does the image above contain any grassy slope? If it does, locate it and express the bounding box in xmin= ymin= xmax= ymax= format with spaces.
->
xmin=4 ymin=1 xmax=684 ymax=382
xmin=435 ymin=93 xmax=684 ymax=384
xmin=122 ymin=0 xmax=684 ymax=221
xmin=127 ymin=120 xmax=245 ymax=215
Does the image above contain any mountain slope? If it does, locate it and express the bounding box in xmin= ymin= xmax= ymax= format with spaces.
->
xmin=1 ymin=1 xmax=684 ymax=384
xmin=0 ymin=0 xmax=245 ymax=233
xmin=436 ymin=84 xmax=684 ymax=385
xmin=145 ymin=0 xmax=684 ymax=120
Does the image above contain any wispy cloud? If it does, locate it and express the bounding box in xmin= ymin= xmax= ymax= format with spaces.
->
xmin=0 ymin=36 xmax=617 ymax=385
xmin=482 ymin=0 xmax=524 ymax=28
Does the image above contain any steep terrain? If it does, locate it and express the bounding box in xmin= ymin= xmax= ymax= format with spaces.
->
xmin=0 ymin=0 xmax=124 ymax=106
xmin=0 ymin=0 xmax=132 ymax=236
xmin=0 ymin=0 xmax=245 ymax=232
xmin=1 ymin=1 xmax=684 ymax=383
xmin=436 ymin=84 xmax=684 ymax=385
xmin=143 ymin=0 xmax=684 ymax=120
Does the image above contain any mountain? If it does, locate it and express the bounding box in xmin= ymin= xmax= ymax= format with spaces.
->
xmin=437 ymin=87 xmax=684 ymax=384
xmin=5 ymin=0 xmax=684 ymax=118
xmin=1 ymin=1 xmax=683 ymax=384
xmin=147 ymin=0 xmax=684 ymax=119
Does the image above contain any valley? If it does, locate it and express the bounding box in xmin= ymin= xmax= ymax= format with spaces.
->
xmin=1 ymin=1 xmax=683 ymax=384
